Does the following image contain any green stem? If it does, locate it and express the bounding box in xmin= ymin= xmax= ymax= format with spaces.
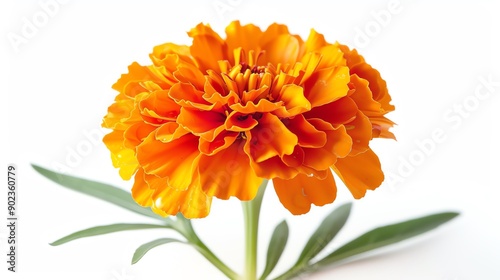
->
xmin=174 ymin=216 xmax=240 ymax=280
xmin=242 ymin=180 xmax=268 ymax=280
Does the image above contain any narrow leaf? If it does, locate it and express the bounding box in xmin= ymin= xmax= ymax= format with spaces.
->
xmin=132 ymin=238 xmax=186 ymax=264
xmin=260 ymin=220 xmax=289 ymax=280
xmin=50 ymin=223 xmax=167 ymax=246
xmin=296 ymin=202 xmax=352 ymax=265
xmin=32 ymin=164 xmax=166 ymax=222
xmin=315 ymin=212 xmax=459 ymax=268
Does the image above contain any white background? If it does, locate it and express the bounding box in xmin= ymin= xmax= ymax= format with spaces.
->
xmin=1 ymin=0 xmax=500 ymax=279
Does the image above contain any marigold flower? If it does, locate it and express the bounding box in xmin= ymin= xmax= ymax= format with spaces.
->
xmin=102 ymin=21 xmax=395 ymax=218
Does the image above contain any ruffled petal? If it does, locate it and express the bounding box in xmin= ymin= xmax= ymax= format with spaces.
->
xmin=150 ymin=43 xmax=193 ymax=67
xmin=284 ymin=115 xmax=326 ymax=148
xmin=199 ymin=139 xmax=262 ymax=200
xmin=304 ymin=96 xmax=358 ymax=125
xmin=273 ymin=169 xmax=337 ymax=215
xmin=150 ymin=174 xmax=212 ymax=218
xmin=344 ymin=111 xmax=373 ymax=156
xmin=131 ymin=168 xmax=154 ymax=206
xmin=303 ymin=66 xmax=350 ymax=107
xmin=225 ymin=21 xmax=263 ymax=56
xmin=188 ymin=23 xmax=227 ymax=72
xmin=275 ymin=84 xmax=311 ymax=117
xmin=332 ymin=148 xmax=384 ymax=199
xmin=136 ymin=133 xmax=199 ymax=190
xmin=261 ymin=34 xmax=300 ymax=66
xmin=245 ymin=113 xmax=298 ymax=163
xmin=177 ymin=107 xmax=226 ymax=141
xmin=339 ymin=44 xmax=394 ymax=112
xmin=302 ymin=118 xmax=352 ymax=170
xmin=103 ymin=130 xmax=138 ymax=180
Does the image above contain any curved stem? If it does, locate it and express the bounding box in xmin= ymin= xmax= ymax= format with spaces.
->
xmin=192 ymin=235 xmax=240 ymax=280
xmin=242 ymin=180 xmax=268 ymax=280
xmin=174 ymin=216 xmax=240 ymax=280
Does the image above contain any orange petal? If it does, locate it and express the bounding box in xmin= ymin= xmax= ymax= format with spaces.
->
xmin=199 ymin=131 xmax=238 ymax=156
xmin=188 ymin=23 xmax=227 ymax=72
xmin=225 ymin=21 xmax=263 ymax=56
xmin=344 ymin=111 xmax=372 ymax=156
xmin=245 ymin=113 xmax=298 ymax=163
xmin=131 ymin=168 xmax=154 ymax=206
xmin=199 ymin=139 xmax=262 ymax=200
xmin=276 ymin=84 xmax=311 ymax=117
xmin=230 ymin=98 xmax=282 ymax=114
xmin=273 ymin=170 xmax=337 ymax=215
xmin=139 ymin=90 xmax=180 ymax=122
xmin=123 ymin=122 xmax=156 ymax=149
xmin=169 ymin=82 xmax=214 ymax=110
xmin=173 ymin=64 xmax=206 ymax=90
xmin=225 ymin=111 xmax=259 ymax=132
xmin=150 ymin=174 xmax=212 ymax=218
xmin=103 ymin=130 xmax=138 ymax=180
xmin=247 ymin=154 xmax=299 ymax=180
xmin=304 ymin=96 xmax=358 ymax=126
xmin=348 ymin=75 xmax=382 ymax=115
xmin=112 ymin=62 xmax=168 ymax=96
xmin=136 ymin=133 xmax=199 ymax=190
xmin=303 ymin=66 xmax=350 ymax=107
xmin=370 ymin=116 xmax=396 ymax=140
xmin=150 ymin=43 xmax=193 ymax=67
xmin=302 ymin=118 xmax=352 ymax=170
xmin=316 ymin=44 xmax=346 ymax=70
xmin=285 ymin=115 xmax=326 ymax=148
xmin=261 ymin=34 xmax=300 ymax=66
xmin=339 ymin=44 xmax=394 ymax=112
xmin=177 ymin=107 xmax=226 ymax=141
xmin=102 ymin=99 xmax=135 ymax=129
xmin=155 ymin=122 xmax=189 ymax=143
xmin=332 ymin=148 xmax=384 ymax=199
xmin=259 ymin=23 xmax=291 ymax=50
xmin=302 ymin=29 xmax=328 ymax=55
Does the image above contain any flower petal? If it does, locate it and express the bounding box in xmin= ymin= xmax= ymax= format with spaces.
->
xmin=284 ymin=115 xmax=326 ymax=148
xmin=273 ymin=170 xmax=337 ymax=215
xmin=339 ymin=44 xmax=394 ymax=112
xmin=123 ymin=122 xmax=156 ymax=149
xmin=103 ymin=130 xmax=138 ymax=180
xmin=137 ymin=133 xmax=199 ymax=190
xmin=225 ymin=21 xmax=263 ymax=55
xmin=303 ymin=66 xmax=350 ymax=107
xmin=332 ymin=148 xmax=384 ymax=199
xmin=150 ymin=43 xmax=193 ymax=67
xmin=261 ymin=34 xmax=300 ymax=66
xmin=169 ymin=82 xmax=214 ymax=110
xmin=199 ymin=140 xmax=262 ymax=200
xmin=225 ymin=111 xmax=259 ymax=132
xmin=275 ymin=84 xmax=311 ymax=117
xmin=177 ymin=107 xmax=226 ymax=141
xmin=131 ymin=168 xmax=154 ymax=206
xmin=344 ymin=111 xmax=373 ymax=156
xmin=150 ymin=174 xmax=212 ymax=218
xmin=245 ymin=113 xmax=298 ymax=163
xmin=304 ymin=96 xmax=358 ymax=125
xmin=302 ymin=118 xmax=352 ymax=170
xmin=188 ymin=23 xmax=227 ymax=72
xmin=155 ymin=122 xmax=189 ymax=143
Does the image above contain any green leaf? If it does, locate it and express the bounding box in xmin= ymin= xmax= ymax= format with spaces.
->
xmin=260 ymin=220 xmax=289 ymax=280
xmin=315 ymin=212 xmax=459 ymax=268
xmin=32 ymin=164 xmax=167 ymax=223
xmin=295 ymin=202 xmax=352 ymax=265
xmin=50 ymin=223 xmax=167 ymax=246
xmin=132 ymin=238 xmax=186 ymax=264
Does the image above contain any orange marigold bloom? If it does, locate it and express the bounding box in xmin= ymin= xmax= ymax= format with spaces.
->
xmin=102 ymin=21 xmax=395 ymax=218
